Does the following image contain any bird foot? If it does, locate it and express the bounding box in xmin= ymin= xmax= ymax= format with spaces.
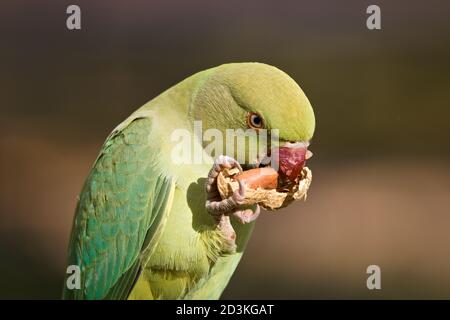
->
xmin=232 ymin=205 xmax=261 ymax=224
xmin=205 ymin=155 xmax=261 ymax=253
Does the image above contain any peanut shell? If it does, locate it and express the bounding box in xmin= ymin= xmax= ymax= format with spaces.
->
xmin=217 ymin=167 xmax=312 ymax=211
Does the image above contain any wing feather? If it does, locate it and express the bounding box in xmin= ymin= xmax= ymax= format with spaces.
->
xmin=63 ymin=117 xmax=174 ymax=300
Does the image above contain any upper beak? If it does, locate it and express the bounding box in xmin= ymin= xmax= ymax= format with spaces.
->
xmin=257 ymin=141 xmax=313 ymax=168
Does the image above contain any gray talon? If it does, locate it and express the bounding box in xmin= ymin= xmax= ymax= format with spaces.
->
xmin=233 ymin=204 xmax=260 ymax=224
xmin=205 ymin=156 xmax=261 ymax=251
xmin=205 ymin=156 xmax=245 ymax=215
xmin=231 ymin=180 xmax=246 ymax=205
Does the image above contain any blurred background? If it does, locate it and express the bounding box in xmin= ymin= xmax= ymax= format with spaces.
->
xmin=1 ymin=0 xmax=450 ymax=299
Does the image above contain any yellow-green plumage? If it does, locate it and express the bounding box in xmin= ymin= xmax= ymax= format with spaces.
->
xmin=63 ymin=62 xmax=315 ymax=299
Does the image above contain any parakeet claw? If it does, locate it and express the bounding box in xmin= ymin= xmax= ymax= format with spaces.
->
xmin=205 ymin=156 xmax=245 ymax=217
xmin=206 ymin=155 xmax=243 ymax=193
xmin=205 ymin=156 xmax=261 ymax=253
xmin=233 ymin=204 xmax=261 ymax=224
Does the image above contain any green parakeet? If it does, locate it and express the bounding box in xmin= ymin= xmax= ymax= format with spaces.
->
xmin=63 ymin=62 xmax=315 ymax=300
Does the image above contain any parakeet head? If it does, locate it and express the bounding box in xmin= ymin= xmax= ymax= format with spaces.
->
xmin=189 ymin=62 xmax=315 ymax=179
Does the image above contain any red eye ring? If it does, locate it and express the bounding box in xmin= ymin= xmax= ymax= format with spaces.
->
xmin=247 ymin=112 xmax=264 ymax=129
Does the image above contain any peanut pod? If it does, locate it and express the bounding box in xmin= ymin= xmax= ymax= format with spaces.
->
xmin=217 ymin=166 xmax=312 ymax=211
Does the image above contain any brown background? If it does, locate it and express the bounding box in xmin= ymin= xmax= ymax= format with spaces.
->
xmin=1 ymin=0 xmax=449 ymax=299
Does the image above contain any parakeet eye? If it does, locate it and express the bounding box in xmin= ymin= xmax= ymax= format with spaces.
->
xmin=247 ymin=112 xmax=264 ymax=129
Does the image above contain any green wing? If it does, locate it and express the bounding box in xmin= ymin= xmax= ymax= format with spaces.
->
xmin=63 ymin=117 xmax=174 ymax=300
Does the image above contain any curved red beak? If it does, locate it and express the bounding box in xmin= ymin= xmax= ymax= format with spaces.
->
xmin=272 ymin=142 xmax=312 ymax=182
